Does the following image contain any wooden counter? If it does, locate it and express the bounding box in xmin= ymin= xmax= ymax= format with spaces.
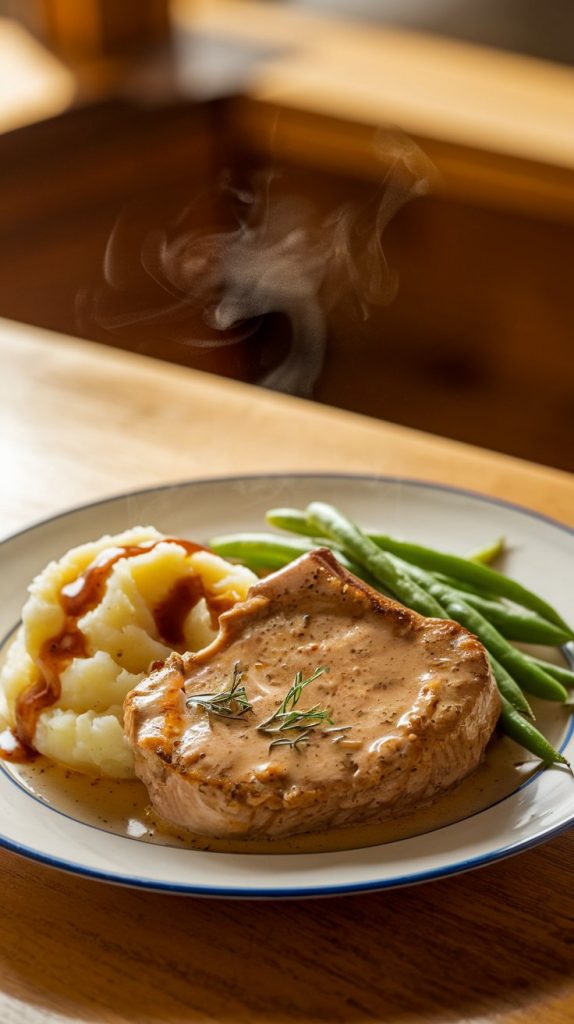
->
xmin=175 ymin=0 xmax=574 ymax=222
xmin=1 ymin=318 xmax=574 ymax=1024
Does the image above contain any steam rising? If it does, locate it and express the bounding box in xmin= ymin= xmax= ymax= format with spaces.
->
xmin=91 ymin=132 xmax=434 ymax=397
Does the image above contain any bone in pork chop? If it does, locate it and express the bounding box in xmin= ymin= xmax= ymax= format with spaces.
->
xmin=124 ymin=549 xmax=500 ymax=838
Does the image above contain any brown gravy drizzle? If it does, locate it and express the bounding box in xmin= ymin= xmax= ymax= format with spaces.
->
xmin=0 ymin=727 xmax=36 ymax=764
xmin=5 ymin=537 xmax=211 ymax=760
xmin=153 ymin=576 xmax=206 ymax=647
xmin=15 ymin=627 xmax=89 ymax=750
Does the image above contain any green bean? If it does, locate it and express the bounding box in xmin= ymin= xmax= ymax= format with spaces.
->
xmin=499 ymin=696 xmax=569 ymax=766
xmin=266 ymin=508 xmax=318 ymax=537
xmin=434 ymin=573 xmax=501 ymax=598
xmin=268 ymin=507 xmax=507 ymax=573
xmin=489 ymin=656 xmax=534 ymax=719
xmin=437 ymin=580 xmax=570 ymax=645
xmin=209 ymin=532 xmax=383 ymax=588
xmin=268 ymin=507 xmax=572 ymax=638
xmin=306 ymin=502 xmax=447 ymax=619
xmin=529 ymin=657 xmax=574 ymax=689
xmin=468 ymin=536 xmax=505 ymax=565
xmin=369 ymin=533 xmax=573 ymax=635
xmin=448 ymin=590 xmax=572 ymax=646
xmin=211 ymin=532 xmax=316 ymax=570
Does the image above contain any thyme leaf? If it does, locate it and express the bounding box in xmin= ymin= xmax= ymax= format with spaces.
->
xmin=258 ymin=666 xmax=332 ymax=749
xmin=269 ymin=728 xmax=315 ymax=751
xmin=186 ymin=662 xmax=252 ymax=720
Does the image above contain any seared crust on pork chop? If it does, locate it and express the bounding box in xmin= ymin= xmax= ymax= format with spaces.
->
xmin=124 ymin=549 xmax=500 ymax=838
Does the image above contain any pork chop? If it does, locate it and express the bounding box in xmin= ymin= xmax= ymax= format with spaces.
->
xmin=124 ymin=549 xmax=500 ymax=838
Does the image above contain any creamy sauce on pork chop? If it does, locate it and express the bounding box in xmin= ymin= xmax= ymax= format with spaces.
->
xmin=167 ymin=609 xmax=473 ymax=782
xmin=125 ymin=550 xmax=500 ymax=838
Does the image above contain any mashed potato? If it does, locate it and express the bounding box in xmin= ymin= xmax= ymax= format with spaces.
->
xmin=0 ymin=526 xmax=257 ymax=777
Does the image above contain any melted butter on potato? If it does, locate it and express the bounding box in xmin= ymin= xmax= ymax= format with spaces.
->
xmin=0 ymin=526 xmax=257 ymax=778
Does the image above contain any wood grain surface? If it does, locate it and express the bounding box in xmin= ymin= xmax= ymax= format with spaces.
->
xmin=1 ymin=318 xmax=574 ymax=1024
xmin=175 ymin=0 xmax=574 ymax=174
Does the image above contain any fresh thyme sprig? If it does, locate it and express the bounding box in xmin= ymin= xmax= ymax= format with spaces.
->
xmin=186 ymin=662 xmax=252 ymax=720
xmin=268 ymin=728 xmax=315 ymax=751
xmin=258 ymin=666 xmax=332 ymax=749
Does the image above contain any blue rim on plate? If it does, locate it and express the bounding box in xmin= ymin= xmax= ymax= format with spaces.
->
xmin=0 ymin=473 xmax=572 ymax=898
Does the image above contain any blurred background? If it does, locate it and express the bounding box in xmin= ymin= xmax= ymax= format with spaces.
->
xmin=0 ymin=0 xmax=573 ymax=470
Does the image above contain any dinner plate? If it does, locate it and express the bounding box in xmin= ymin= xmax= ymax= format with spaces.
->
xmin=0 ymin=473 xmax=573 ymax=898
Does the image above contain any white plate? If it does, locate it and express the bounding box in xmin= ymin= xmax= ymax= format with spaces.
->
xmin=0 ymin=474 xmax=573 ymax=897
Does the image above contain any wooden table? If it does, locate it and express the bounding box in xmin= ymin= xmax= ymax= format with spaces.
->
xmin=1 ymin=317 xmax=573 ymax=1024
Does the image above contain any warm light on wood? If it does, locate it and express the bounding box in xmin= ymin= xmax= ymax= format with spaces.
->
xmin=174 ymin=0 xmax=574 ymax=219
xmin=0 ymin=17 xmax=75 ymax=132
xmin=1 ymin=317 xmax=573 ymax=537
